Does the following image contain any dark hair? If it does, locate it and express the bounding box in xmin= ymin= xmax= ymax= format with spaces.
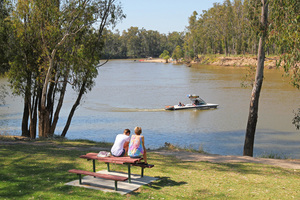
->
xmin=124 ymin=129 xmax=130 ymax=134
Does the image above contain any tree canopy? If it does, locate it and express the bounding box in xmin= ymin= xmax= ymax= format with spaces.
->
xmin=5 ymin=0 xmax=125 ymax=138
xmin=0 ymin=0 xmax=11 ymax=74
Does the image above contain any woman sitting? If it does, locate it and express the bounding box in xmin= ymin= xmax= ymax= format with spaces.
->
xmin=128 ymin=127 xmax=147 ymax=164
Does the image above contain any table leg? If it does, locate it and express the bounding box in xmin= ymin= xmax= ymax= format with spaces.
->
xmin=93 ymin=160 xmax=96 ymax=178
xmin=106 ymin=163 xmax=110 ymax=172
xmin=93 ymin=160 xmax=96 ymax=172
xmin=127 ymin=164 xmax=131 ymax=183
xmin=141 ymin=167 xmax=144 ymax=177
xmin=78 ymin=174 xmax=82 ymax=184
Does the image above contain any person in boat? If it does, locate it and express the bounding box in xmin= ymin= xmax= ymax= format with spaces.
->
xmin=111 ymin=129 xmax=131 ymax=157
xmin=194 ymin=99 xmax=199 ymax=105
xmin=128 ymin=127 xmax=147 ymax=164
xmin=178 ymin=102 xmax=185 ymax=106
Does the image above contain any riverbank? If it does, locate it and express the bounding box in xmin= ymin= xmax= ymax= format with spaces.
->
xmin=1 ymin=136 xmax=300 ymax=169
xmin=140 ymin=55 xmax=278 ymax=68
xmin=1 ymin=138 xmax=300 ymax=199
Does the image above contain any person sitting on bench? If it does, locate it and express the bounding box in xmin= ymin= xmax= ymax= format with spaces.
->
xmin=111 ymin=129 xmax=131 ymax=157
xmin=128 ymin=127 xmax=147 ymax=164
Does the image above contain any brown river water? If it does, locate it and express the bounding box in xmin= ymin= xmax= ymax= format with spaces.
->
xmin=0 ymin=60 xmax=299 ymax=158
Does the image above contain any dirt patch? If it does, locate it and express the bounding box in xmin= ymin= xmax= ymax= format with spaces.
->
xmin=208 ymin=56 xmax=278 ymax=68
xmin=140 ymin=56 xmax=279 ymax=68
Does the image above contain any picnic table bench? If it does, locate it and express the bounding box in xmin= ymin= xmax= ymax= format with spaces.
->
xmin=68 ymin=169 xmax=128 ymax=191
xmin=79 ymin=153 xmax=154 ymax=183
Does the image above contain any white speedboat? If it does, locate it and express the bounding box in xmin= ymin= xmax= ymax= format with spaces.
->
xmin=165 ymin=94 xmax=218 ymax=110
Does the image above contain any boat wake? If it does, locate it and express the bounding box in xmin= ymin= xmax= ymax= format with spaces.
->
xmin=111 ymin=108 xmax=165 ymax=112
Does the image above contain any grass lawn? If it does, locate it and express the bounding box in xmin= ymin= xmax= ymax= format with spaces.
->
xmin=1 ymin=140 xmax=299 ymax=199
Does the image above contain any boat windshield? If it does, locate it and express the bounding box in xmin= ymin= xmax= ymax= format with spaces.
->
xmin=189 ymin=98 xmax=205 ymax=105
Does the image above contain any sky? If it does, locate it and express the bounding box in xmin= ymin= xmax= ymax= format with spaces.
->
xmin=112 ymin=0 xmax=224 ymax=34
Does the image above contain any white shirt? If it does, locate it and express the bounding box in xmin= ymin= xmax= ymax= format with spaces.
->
xmin=111 ymin=134 xmax=130 ymax=156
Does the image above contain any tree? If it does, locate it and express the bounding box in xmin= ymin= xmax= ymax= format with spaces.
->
xmin=0 ymin=0 xmax=11 ymax=74
xmin=124 ymin=27 xmax=144 ymax=58
xmin=8 ymin=0 xmax=125 ymax=138
xmin=172 ymin=45 xmax=183 ymax=62
xmin=243 ymin=0 xmax=268 ymax=157
xmin=292 ymin=109 xmax=300 ymax=130
xmin=185 ymin=11 xmax=199 ymax=58
xmin=269 ymin=0 xmax=300 ymax=89
xmin=269 ymin=0 xmax=299 ymax=131
xmin=166 ymin=31 xmax=184 ymax=55
xmin=159 ymin=50 xmax=170 ymax=63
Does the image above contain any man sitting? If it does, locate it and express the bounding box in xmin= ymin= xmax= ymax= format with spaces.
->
xmin=111 ymin=129 xmax=131 ymax=157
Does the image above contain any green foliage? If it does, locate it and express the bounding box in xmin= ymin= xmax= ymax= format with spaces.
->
xmin=6 ymin=0 xmax=125 ymax=138
xmin=269 ymin=0 xmax=300 ymax=89
xmin=0 ymin=0 xmax=12 ymax=74
xmin=292 ymin=108 xmax=300 ymax=130
xmin=159 ymin=50 xmax=170 ymax=62
xmin=0 ymin=84 xmax=8 ymax=105
xmin=172 ymin=45 xmax=183 ymax=61
xmin=241 ymin=65 xmax=256 ymax=88
xmin=259 ymin=152 xmax=289 ymax=159
xmin=101 ymin=28 xmax=184 ymax=59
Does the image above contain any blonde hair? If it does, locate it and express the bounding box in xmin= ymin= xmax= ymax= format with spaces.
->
xmin=134 ymin=127 xmax=142 ymax=135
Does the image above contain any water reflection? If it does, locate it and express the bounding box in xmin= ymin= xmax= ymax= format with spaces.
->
xmin=0 ymin=60 xmax=299 ymax=158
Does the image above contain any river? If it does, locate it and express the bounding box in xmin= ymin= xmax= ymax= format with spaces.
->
xmin=0 ymin=60 xmax=299 ymax=158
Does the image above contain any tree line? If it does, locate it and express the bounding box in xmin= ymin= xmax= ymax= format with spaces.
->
xmin=101 ymin=27 xmax=185 ymax=59
xmin=101 ymin=0 xmax=298 ymax=65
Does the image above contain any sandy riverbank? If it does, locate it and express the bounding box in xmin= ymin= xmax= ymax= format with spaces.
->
xmin=140 ymin=56 xmax=278 ymax=69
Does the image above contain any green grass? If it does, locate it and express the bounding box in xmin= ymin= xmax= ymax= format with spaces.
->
xmin=158 ymin=142 xmax=207 ymax=154
xmin=1 ymin=140 xmax=300 ymax=199
xmin=259 ymin=152 xmax=290 ymax=159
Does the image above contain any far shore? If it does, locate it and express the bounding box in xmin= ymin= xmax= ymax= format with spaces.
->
xmin=139 ymin=55 xmax=279 ymax=69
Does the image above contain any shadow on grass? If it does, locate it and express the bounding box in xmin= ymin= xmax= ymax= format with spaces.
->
xmin=148 ymin=176 xmax=187 ymax=189
xmin=0 ymin=144 xmax=106 ymax=199
xmin=128 ymin=176 xmax=187 ymax=197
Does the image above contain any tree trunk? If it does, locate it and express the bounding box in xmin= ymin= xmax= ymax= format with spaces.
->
xmin=225 ymin=38 xmax=228 ymax=57
xmin=29 ymin=90 xmax=39 ymax=139
xmin=50 ymin=70 xmax=69 ymax=136
xmin=21 ymin=98 xmax=30 ymax=137
xmin=61 ymin=82 xmax=86 ymax=137
xmin=39 ymin=53 xmax=56 ymax=138
xmin=243 ymin=0 xmax=268 ymax=157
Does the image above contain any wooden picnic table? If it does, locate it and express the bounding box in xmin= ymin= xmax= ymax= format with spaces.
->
xmin=79 ymin=153 xmax=145 ymax=183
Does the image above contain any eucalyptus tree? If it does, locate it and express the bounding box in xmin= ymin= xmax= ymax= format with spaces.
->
xmin=269 ymin=0 xmax=299 ymax=130
xmin=8 ymin=0 xmax=125 ymax=138
xmin=159 ymin=50 xmax=170 ymax=63
xmin=123 ymin=26 xmax=143 ymax=58
xmin=143 ymin=30 xmax=162 ymax=58
xmin=172 ymin=45 xmax=183 ymax=61
xmin=231 ymin=0 xmax=244 ymax=54
xmin=166 ymin=31 xmax=184 ymax=56
xmin=269 ymin=0 xmax=299 ymax=89
xmin=0 ymin=0 xmax=11 ymax=74
xmin=185 ymin=11 xmax=199 ymax=58
xmin=102 ymin=30 xmax=124 ymax=59
xmin=243 ymin=0 xmax=269 ymax=157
